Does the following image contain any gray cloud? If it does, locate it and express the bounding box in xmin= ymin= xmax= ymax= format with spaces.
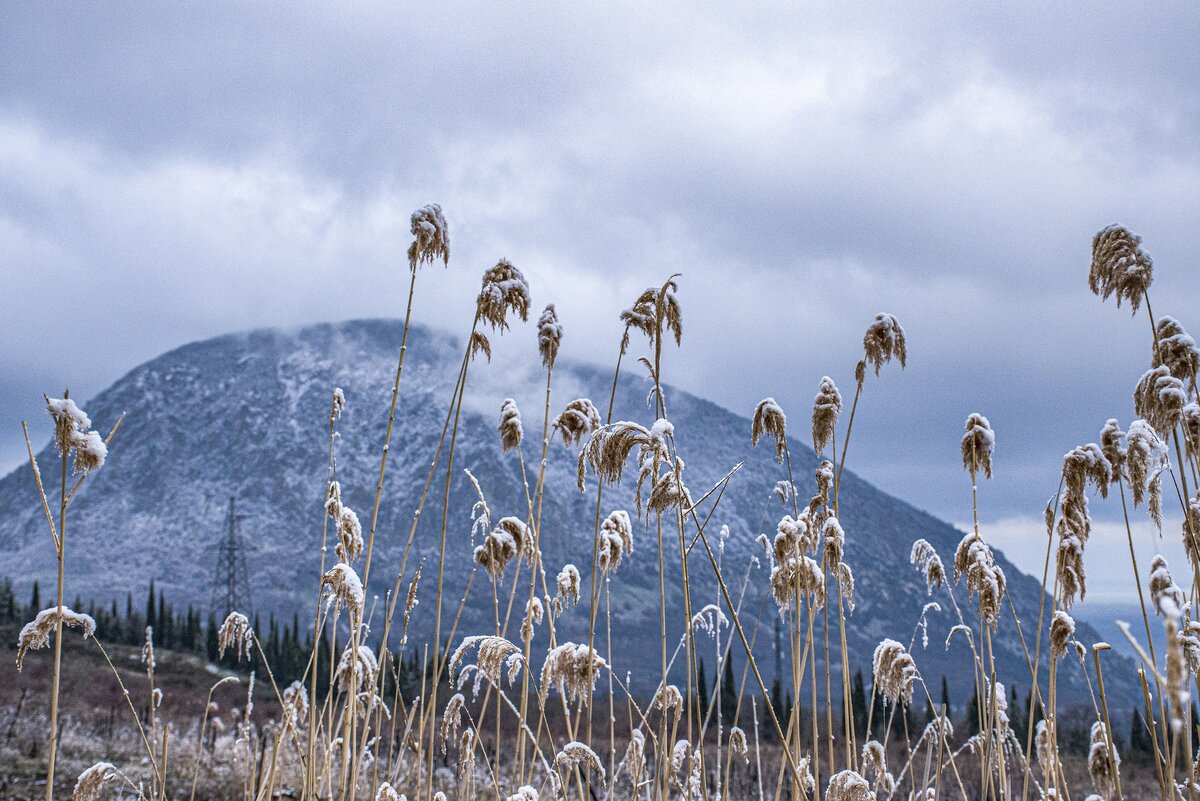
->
xmin=2 ymin=2 xmax=1199 ymax=573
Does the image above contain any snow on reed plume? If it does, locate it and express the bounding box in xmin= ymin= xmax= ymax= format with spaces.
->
xmin=555 ymin=564 xmax=580 ymax=609
xmin=910 ymin=539 xmax=946 ymax=594
xmin=538 ymin=303 xmax=563 ymax=368
xmin=1126 ymin=419 xmax=1168 ymax=528
xmin=474 ymin=517 xmax=531 ymax=579
xmin=811 ymin=376 xmax=842 ymax=456
xmin=17 ymin=606 xmax=95 ymax=670
xmin=1150 ymin=555 xmax=1185 ymax=616
xmin=1134 ymin=364 xmax=1186 ymax=435
xmin=597 ymin=509 xmax=633 ymax=573
xmin=46 ymin=396 xmax=107 ymax=473
xmin=953 ymin=533 xmax=1006 ymax=628
xmin=375 ymin=782 xmax=403 ymax=801
xmin=862 ymin=313 xmax=907 ymax=377
xmin=553 ymin=398 xmax=601 ymax=447
xmin=217 ymin=611 xmax=254 ymax=661
xmin=477 ymin=259 xmax=531 ymax=331
xmin=498 ymin=398 xmax=523 ymax=453
xmin=1055 ymin=443 xmax=1111 ymax=608
xmin=556 ymin=741 xmax=605 ymax=780
xmin=871 ymin=638 xmax=917 ymax=706
xmin=824 ymin=769 xmax=873 ymax=801
xmin=960 ymin=412 xmax=995 ymax=480
xmin=540 ymin=643 xmax=607 ymax=703
xmin=1154 ymin=316 xmax=1200 ymax=392
xmin=449 ymin=635 xmax=523 ymax=690
xmin=1088 ymin=721 xmax=1119 ymax=799
xmin=1089 ymin=224 xmax=1152 ymax=313
xmin=1050 ymin=610 xmax=1075 ymax=660
xmin=619 ymin=281 xmax=682 ymax=354
xmin=72 ymin=762 xmax=117 ymax=801
xmin=440 ymin=693 xmax=465 ymax=753
xmin=1100 ymin=418 xmax=1126 ymax=481
xmin=860 ymin=740 xmax=896 ymax=795
xmin=728 ymin=726 xmax=748 ymax=762
xmin=408 ymin=204 xmax=450 ymax=270
xmin=320 ymin=562 xmax=364 ymax=618
xmin=335 ymin=644 xmax=379 ymax=692
xmin=751 ymin=397 xmax=787 ymax=462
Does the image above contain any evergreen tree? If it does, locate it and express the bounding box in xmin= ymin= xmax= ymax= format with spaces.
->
xmin=1129 ymin=708 xmax=1151 ymax=757
xmin=851 ymin=670 xmax=868 ymax=737
xmin=965 ymin=683 xmax=981 ymax=735
xmin=206 ymin=612 xmax=219 ymax=662
xmin=940 ymin=675 xmax=951 ymax=719
xmin=697 ymin=659 xmax=709 ymax=718
xmin=29 ymin=580 xmax=40 ymax=615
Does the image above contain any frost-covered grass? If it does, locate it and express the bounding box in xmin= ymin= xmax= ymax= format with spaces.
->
xmin=6 ymin=214 xmax=1197 ymax=800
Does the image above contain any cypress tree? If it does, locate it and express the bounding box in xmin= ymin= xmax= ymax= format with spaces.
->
xmin=697 ymin=659 xmax=709 ymax=718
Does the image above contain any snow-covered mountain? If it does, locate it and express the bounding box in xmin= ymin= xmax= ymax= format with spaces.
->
xmin=0 ymin=319 xmax=1126 ymax=704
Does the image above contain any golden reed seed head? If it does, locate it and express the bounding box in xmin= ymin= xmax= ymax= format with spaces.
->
xmin=320 ymin=562 xmax=364 ymax=619
xmin=440 ymin=692 xmax=465 ymax=753
xmin=1135 ymin=364 xmax=1186 ymax=435
xmin=1090 ymin=224 xmax=1152 ymax=314
xmin=474 ymin=517 xmax=531 ymax=579
xmin=217 ymin=611 xmax=254 ymax=662
xmin=825 ymin=769 xmax=873 ymax=801
xmin=623 ymin=729 xmax=646 ymax=777
xmin=619 ymin=280 xmax=682 ymax=354
xmin=506 ymin=786 xmax=538 ymax=801
xmin=1035 ymin=720 xmax=1057 ymax=781
xmin=811 ymin=376 xmax=842 ymax=456
xmin=647 ymin=457 xmax=692 ymax=516
xmin=1149 ymin=554 xmax=1185 ymax=617
xmin=863 ymin=313 xmax=907 ymax=377
xmin=953 ymin=533 xmax=1006 ymax=627
xmin=330 ymin=387 xmax=345 ymax=422
xmin=751 ymin=397 xmax=787 ymax=462
xmin=336 ymin=505 xmax=363 ymax=564
xmin=576 ymin=420 xmax=653 ymax=492
xmin=72 ymin=762 xmax=118 ymax=801
xmin=872 ymin=638 xmax=917 ymax=706
xmin=408 ymin=204 xmax=450 ymax=271
xmin=910 ymin=539 xmax=946 ymax=594
xmin=16 ymin=606 xmax=96 ymax=671
xmin=554 ymin=398 xmax=601 ymax=447
xmin=728 ymin=726 xmax=748 ymax=762
xmin=1088 ymin=721 xmax=1120 ymax=799
xmin=1049 ymin=610 xmax=1075 ymax=660
xmin=822 ymin=516 xmax=845 ymax=565
xmin=537 ymin=304 xmax=563 ymax=368
xmin=1126 ymin=420 xmax=1168 ymax=526
xmin=1100 ymin=419 xmax=1126 ymax=479
xmin=498 ymin=398 xmax=523 ymax=453
xmin=960 ymin=412 xmax=995 ymax=480
xmin=448 ymin=635 xmax=523 ymax=689
xmin=46 ymin=395 xmax=107 ymax=473
xmin=556 ymin=564 xmax=581 ymax=608
xmin=477 ymin=259 xmax=531 ymax=331
xmin=540 ymin=643 xmax=608 ymax=704
xmin=556 ymin=741 xmax=605 ymax=780
xmin=375 ymin=783 xmax=403 ymax=801
xmin=597 ymin=509 xmax=634 ymax=574
xmin=1154 ymin=316 xmax=1200 ymax=392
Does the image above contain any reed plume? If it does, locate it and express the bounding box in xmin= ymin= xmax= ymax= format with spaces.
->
xmin=751 ymin=397 xmax=788 ymax=462
xmin=1154 ymin=316 xmax=1200 ymax=391
xmin=553 ymin=398 xmax=601 ymax=446
xmin=407 ymin=204 xmax=450 ymax=270
xmin=1149 ymin=555 xmax=1185 ymax=616
xmin=811 ymin=376 xmax=842 ymax=456
xmin=540 ymin=643 xmax=608 ymax=703
xmin=556 ymin=741 xmax=605 ymax=780
xmin=960 ymin=412 xmax=995 ymax=480
xmin=477 ymin=259 xmax=531 ymax=331
xmin=1134 ymin=364 xmax=1186 ymax=435
xmin=597 ymin=508 xmax=634 ymax=573
xmin=1126 ymin=420 xmax=1168 ymax=527
xmin=72 ymin=762 xmax=117 ymax=801
xmin=1087 ymin=721 xmax=1119 ymax=798
xmin=1099 ymin=418 xmax=1126 ymax=479
xmin=217 ymin=611 xmax=254 ymax=661
xmin=320 ymin=562 xmax=365 ymax=618
xmin=953 ymin=533 xmax=1006 ymax=627
xmin=910 ymin=539 xmax=946 ymax=593
xmin=16 ymin=606 xmax=96 ymax=670
xmin=499 ymin=398 xmax=524 ymax=452
xmin=824 ymin=769 xmax=872 ymax=801
xmin=1089 ymin=224 xmax=1153 ymax=313
xmin=619 ymin=282 xmax=681 ymax=353
xmin=872 ymin=638 xmax=917 ymax=706
xmin=474 ymin=517 xmax=531 ymax=578
xmin=862 ymin=313 xmax=907 ymax=376
xmin=46 ymin=396 xmax=107 ymax=473
xmin=1049 ymin=611 xmax=1075 ymax=660
xmin=538 ymin=303 xmax=563 ymax=368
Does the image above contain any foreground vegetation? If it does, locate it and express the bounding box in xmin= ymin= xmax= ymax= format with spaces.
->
xmin=8 ymin=208 xmax=1197 ymax=800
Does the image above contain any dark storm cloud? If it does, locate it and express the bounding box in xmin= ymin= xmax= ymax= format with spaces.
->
xmin=2 ymin=1 xmax=1199 ymax=584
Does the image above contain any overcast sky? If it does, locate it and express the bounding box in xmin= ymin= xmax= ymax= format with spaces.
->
xmin=2 ymin=4 xmax=1198 ymax=600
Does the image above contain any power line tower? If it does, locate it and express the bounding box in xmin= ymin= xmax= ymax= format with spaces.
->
xmin=209 ymin=496 xmax=254 ymax=618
